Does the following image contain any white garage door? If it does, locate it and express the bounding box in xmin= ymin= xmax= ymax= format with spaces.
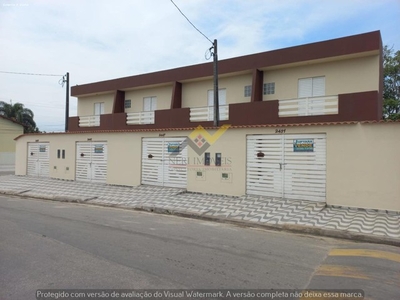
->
xmin=247 ymin=134 xmax=326 ymax=202
xmin=27 ymin=142 xmax=50 ymax=177
xmin=76 ymin=141 xmax=108 ymax=183
xmin=142 ymin=137 xmax=187 ymax=188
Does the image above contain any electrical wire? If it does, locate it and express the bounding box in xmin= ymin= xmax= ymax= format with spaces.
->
xmin=0 ymin=71 xmax=64 ymax=76
xmin=170 ymin=0 xmax=213 ymax=45
xmin=23 ymin=104 xmax=65 ymax=110
xmin=41 ymin=124 xmax=65 ymax=127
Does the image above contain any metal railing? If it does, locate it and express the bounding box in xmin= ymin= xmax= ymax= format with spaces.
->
xmin=190 ymin=105 xmax=229 ymax=122
xmin=279 ymin=95 xmax=338 ymax=117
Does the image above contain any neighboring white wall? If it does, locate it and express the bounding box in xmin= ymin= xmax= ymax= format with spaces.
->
xmin=263 ymin=54 xmax=380 ymax=101
xmin=14 ymin=122 xmax=400 ymax=211
xmin=77 ymin=93 xmax=114 ymax=116
xmin=0 ymin=117 xmax=24 ymax=165
xmin=186 ymin=128 xmax=245 ymax=196
xmin=326 ymin=123 xmax=400 ymax=211
xmin=0 ymin=153 xmax=15 ymax=164
xmin=106 ymin=132 xmax=147 ymax=186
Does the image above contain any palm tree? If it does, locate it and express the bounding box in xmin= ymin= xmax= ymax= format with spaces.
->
xmin=0 ymin=101 xmax=38 ymax=133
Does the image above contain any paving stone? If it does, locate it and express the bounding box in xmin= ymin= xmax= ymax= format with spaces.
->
xmin=0 ymin=175 xmax=399 ymax=239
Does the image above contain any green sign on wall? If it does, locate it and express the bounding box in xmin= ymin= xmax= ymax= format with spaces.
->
xmin=168 ymin=143 xmax=180 ymax=153
xmin=293 ymin=139 xmax=314 ymax=152
xmin=94 ymin=145 xmax=104 ymax=153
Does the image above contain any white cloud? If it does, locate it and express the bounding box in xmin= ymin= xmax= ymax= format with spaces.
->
xmin=0 ymin=0 xmax=399 ymax=131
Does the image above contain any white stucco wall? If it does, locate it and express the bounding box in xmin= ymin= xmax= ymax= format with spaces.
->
xmin=15 ymin=122 xmax=400 ymax=211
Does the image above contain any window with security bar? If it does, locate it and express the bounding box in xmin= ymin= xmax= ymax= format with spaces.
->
xmin=263 ymin=82 xmax=275 ymax=95
xmin=244 ymin=85 xmax=252 ymax=97
xmin=124 ymin=99 xmax=131 ymax=108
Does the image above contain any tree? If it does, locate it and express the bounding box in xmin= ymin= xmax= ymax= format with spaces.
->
xmin=383 ymin=46 xmax=400 ymax=120
xmin=0 ymin=101 xmax=39 ymax=133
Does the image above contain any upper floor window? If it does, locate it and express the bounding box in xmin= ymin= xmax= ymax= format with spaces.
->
xmin=244 ymin=85 xmax=252 ymax=97
xmin=298 ymin=76 xmax=325 ymax=98
xmin=263 ymin=82 xmax=275 ymax=95
xmin=143 ymin=96 xmax=157 ymax=111
xmin=94 ymin=102 xmax=104 ymax=115
xmin=207 ymin=88 xmax=226 ymax=106
xmin=124 ymin=99 xmax=131 ymax=108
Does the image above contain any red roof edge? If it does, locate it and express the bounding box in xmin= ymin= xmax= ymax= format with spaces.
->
xmin=14 ymin=119 xmax=400 ymax=140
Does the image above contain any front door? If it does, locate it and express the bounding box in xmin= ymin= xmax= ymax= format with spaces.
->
xmin=247 ymin=134 xmax=326 ymax=202
xmin=141 ymin=137 xmax=187 ymax=188
xmin=27 ymin=142 xmax=50 ymax=177
xmin=76 ymin=141 xmax=108 ymax=183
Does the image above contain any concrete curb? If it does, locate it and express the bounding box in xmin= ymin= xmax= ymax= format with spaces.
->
xmin=1 ymin=191 xmax=399 ymax=247
xmin=135 ymin=206 xmax=400 ymax=248
xmin=0 ymin=191 xmax=91 ymax=204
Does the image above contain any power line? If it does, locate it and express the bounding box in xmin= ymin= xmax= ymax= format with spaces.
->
xmin=25 ymin=104 xmax=65 ymax=110
xmin=0 ymin=71 xmax=64 ymax=77
xmin=41 ymin=124 xmax=65 ymax=127
xmin=170 ymin=0 xmax=213 ymax=45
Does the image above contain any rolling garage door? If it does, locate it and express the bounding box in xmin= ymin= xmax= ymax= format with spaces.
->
xmin=247 ymin=134 xmax=326 ymax=202
xmin=142 ymin=137 xmax=187 ymax=188
xmin=76 ymin=141 xmax=108 ymax=183
xmin=27 ymin=142 xmax=50 ymax=177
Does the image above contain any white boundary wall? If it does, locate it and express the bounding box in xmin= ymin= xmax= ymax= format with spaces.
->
xmin=15 ymin=123 xmax=400 ymax=211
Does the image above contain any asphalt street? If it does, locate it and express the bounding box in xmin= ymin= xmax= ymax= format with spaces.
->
xmin=0 ymin=195 xmax=399 ymax=300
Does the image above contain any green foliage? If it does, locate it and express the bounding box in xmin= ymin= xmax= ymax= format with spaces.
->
xmin=383 ymin=46 xmax=400 ymax=120
xmin=0 ymin=101 xmax=39 ymax=133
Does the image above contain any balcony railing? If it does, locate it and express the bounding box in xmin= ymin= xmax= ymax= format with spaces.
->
xmin=68 ymin=91 xmax=378 ymax=132
xmin=279 ymin=95 xmax=338 ymax=117
xmin=190 ymin=105 xmax=229 ymax=122
xmin=79 ymin=115 xmax=100 ymax=127
xmin=126 ymin=111 xmax=155 ymax=125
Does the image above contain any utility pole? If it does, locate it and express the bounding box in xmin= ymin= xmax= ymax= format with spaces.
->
xmin=213 ymin=39 xmax=219 ymax=127
xmin=169 ymin=1 xmax=219 ymax=126
xmin=65 ymin=72 xmax=69 ymax=132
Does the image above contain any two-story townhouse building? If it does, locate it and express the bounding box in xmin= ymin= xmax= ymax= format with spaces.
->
xmin=14 ymin=31 xmax=400 ymax=211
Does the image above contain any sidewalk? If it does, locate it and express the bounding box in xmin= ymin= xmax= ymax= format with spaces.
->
xmin=0 ymin=164 xmax=15 ymax=175
xmin=0 ymin=175 xmax=399 ymax=246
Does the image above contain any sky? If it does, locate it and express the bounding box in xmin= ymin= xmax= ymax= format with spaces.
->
xmin=1 ymin=0 xmax=399 ymax=132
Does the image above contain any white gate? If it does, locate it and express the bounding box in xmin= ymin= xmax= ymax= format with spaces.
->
xmin=76 ymin=142 xmax=108 ymax=183
xmin=142 ymin=137 xmax=187 ymax=188
xmin=27 ymin=142 xmax=50 ymax=177
xmin=247 ymin=134 xmax=326 ymax=202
